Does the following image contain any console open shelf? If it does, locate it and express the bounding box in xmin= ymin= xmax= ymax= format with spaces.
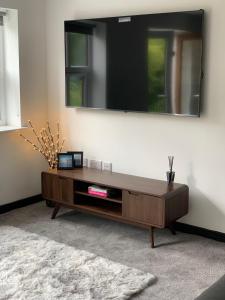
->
xmin=74 ymin=204 xmax=122 ymax=218
xmin=74 ymin=179 xmax=122 ymax=204
xmin=75 ymin=191 xmax=122 ymax=204
xmin=74 ymin=193 xmax=122 ymax=217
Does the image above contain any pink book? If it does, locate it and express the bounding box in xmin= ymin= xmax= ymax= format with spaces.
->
xmin=88 ymin=190 xmax=107 ymax=197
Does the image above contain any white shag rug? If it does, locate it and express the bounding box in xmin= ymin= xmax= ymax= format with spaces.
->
xmin=0 ymin=226 xmax=155 ymax=300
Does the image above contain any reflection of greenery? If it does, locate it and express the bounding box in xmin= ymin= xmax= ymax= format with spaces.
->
xmin=68 ymin=32 xmax=87 ymax=66
xmin=148 ymin=38 xmax=166 ymax=112
xmin=68 ymin=76 xmax=83 ymax=106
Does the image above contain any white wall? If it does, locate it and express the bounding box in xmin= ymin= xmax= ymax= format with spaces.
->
xmin=0 ymin=0 xmax=224 ymax=233
xmin=45 ymin=0 xmax=225 ymax=233
xmin=0 ymin=0 xmax=48 ymax=205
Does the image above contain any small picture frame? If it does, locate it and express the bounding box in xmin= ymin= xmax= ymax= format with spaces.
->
xmin=67 ymin=151 xmax=83 ymax=168
xmin=57 ymin=153 xmax=74 ymax=170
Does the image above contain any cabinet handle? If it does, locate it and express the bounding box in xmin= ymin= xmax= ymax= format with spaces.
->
xmin=128 ymin=191 xmax=139 ymax=196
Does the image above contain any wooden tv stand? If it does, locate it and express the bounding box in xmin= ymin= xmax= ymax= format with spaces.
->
xmin=42 ymin=168 xmax=189 ymax=248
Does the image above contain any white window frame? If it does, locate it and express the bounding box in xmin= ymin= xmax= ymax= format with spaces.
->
xmin=0 ymin=14 xmax=6 ymax=125
xmin=0 ymin=8 xmax=22 ymax=132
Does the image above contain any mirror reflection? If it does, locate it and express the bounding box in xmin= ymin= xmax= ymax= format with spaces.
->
xmin=65 ymin=11 xmax=203 ymax=116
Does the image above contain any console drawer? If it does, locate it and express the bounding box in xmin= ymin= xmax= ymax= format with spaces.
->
xmin=122 ymin=190 xmax=164 ymax=227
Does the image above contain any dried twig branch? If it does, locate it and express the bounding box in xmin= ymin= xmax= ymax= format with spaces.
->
xmin=19 ymin=121 xmax=65 ymax=169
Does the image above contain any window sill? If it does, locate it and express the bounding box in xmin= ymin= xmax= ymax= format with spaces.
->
xmin=0 ymin=125 xmax=27 ymax=133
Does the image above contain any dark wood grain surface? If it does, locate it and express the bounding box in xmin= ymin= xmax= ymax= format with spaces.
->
xmin=122 ymin=191 xmax=164 ymax=226
xmin=45 ymin=168 xmax=186 ymax=197
xmin=42 ymin=168 xmax=189 ymax=247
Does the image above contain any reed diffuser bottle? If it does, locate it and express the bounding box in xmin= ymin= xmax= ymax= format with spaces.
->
xmin=166 ymin=156 xmax=175 ymax=184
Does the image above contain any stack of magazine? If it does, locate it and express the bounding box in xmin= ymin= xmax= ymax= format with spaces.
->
xmin=88 ymin=185 xmax=108 ymax=197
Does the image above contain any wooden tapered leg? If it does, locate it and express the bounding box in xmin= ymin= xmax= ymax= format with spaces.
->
xmin=51 ymin=204 xmax=61 ymax=219
xmin=150 ymin=226 xmax=155 ymax=248
xmin=169 ymin=223 xmax=176 ymax=235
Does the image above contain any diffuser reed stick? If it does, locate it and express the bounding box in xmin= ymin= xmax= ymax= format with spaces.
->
xmin=168 ymin=156 xmax=174 ymax=172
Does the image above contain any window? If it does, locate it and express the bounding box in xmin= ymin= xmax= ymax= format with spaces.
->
xmin=0 ymin=13 xmax=5 ymax=125
xmin=0 ymin=8 xmax=21 ymax=131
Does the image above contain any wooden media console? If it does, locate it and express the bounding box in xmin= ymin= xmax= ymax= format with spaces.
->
xmin=42 ymin=168 xmax=189 ymax=248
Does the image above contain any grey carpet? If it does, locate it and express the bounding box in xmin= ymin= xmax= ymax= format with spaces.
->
xmin=0 ymin=202 xmax=225 ymax=300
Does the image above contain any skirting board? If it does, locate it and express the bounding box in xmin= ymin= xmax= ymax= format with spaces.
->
xmin=0 ymin=194 xmax=43 ymax=215
xmin=175 ymin=222 xmax=225 ymax=244
xmin=0 ymin=196 xmax=225 ymax=244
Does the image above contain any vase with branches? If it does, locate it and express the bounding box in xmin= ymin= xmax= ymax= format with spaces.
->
xmin=20 ymin=120 xmax=65 ymax=169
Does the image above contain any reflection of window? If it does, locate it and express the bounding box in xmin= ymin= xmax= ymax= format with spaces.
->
xmin=65 ymin=22 xmax=95 ymax=107
xmin=66 ymin=73 xmax=85 ymax=107
xmin=65 ymin=32 xmax=89 ymax=106
xmin=67 ymin=32 xmax=88 ymax=67
xmin=147 ymin=31 xmax=173 ymax=113
xmin=148 ymin=38 xmax=167 ymax=112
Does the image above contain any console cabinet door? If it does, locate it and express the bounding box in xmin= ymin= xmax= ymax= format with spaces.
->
xmin=42 ymin=173 xmax=74 ymax=205
xmin=122 ymin=191 xmax=164 ymax=227
xmin=42 ymin=173 xmax=60 ymax=202
xmin=59 ymin=176 xmax=74 ymax=204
